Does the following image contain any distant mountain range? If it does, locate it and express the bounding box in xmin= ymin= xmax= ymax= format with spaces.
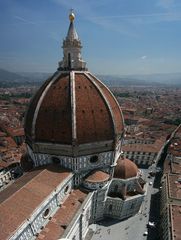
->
xmin=0 ymin=68 xmax=29 ymax=82
xmin=97 ymin=73 xmax=181 ymax=87
xmin=0 ymin=68 xmax=181 ymax=87
xmin=0 ymin=68 xmax=51 ymax=87
xmin=18 ymin=71 xmax=51 ymax=82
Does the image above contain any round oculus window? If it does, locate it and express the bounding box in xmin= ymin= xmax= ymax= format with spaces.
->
xmin=52 ymin=157 xmax=60 ymax=164
xmin=90 ymin=155 xmax=99 ymax=163
xmin=43 ymin=208 xmax=50 ymax=218
xmin=64 ymin=185 xmax=69 ymax=194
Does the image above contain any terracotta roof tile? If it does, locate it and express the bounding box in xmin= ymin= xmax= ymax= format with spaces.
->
xmin=89 ymin=73 xmax=124 ymax=136
xmin=85 ymin=170 xmax=110 ymax=183
xmin=170 ymin=205 xmax=181 ymax=240
xmin=25 ymin=71 xmax=124 ymax=148
xmin=37 ymin=189 xmax=88 ymax=240
xmin=25 ymin=75 xmax=54 ymax=139
xmin=122 ymin=142 xmax=162 ymax=153
xmin=0 ymin=166 xmax=72 ymax=240
xmin=114 ymin=157 xmax=138 ymax=179
xmin=75 ymin=73 xmax=114 ymax=143
xmin=35 ymin=73 xmax=72 ymax=144
xmin=168 ymin=174 xmax=181 ymax=200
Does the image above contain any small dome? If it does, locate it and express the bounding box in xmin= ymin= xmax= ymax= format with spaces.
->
xmin=83 ymin=170 xmax=110 ymax=190
xmin=114 ymin=157 xmax=138 ymax=179
xmin=84 ymin=170 xmax=110 ymax=183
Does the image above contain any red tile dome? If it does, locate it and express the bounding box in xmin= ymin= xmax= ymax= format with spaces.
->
xmin=24 ymin=13 xmax=124 ymax=157
xmin=25 ymin=72 xmax=124 ymax=156
xmin=114 ymin=157 xmax=138 ymax=179
xmin=84 ymin=170 xmax=110 ymax=183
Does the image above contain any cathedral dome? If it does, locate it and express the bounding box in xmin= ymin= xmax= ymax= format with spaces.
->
xmin=24 ymin=13 xmax=124 ymax=157
xmin=25 ymin=72 xmax=124 ymax=156
xmin=114 ymin=157 xmax=138 ymax=179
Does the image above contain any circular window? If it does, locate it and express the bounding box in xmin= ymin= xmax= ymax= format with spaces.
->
xmin=64 ymin=185 xmax=69 ymax=194
xmin=90 ymin=155 xmax=99 ymax=163
xmin=52 ymin=157 xmax=60 ymax=164
xmin=43 ymin=208 xmax=50 ymax=218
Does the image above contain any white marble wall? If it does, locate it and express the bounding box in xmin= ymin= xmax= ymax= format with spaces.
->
xmin=27 ymin=145 xmax=114 ymax=173
xmin=114 ymin=140 xmax=122 ymax=165
xmin=0 ymin=170 xmax=11 ymax=187
xmin=109 ymin=178 xmax=140 ymax=194
xmin=83 ymin=180 xmax=109 ymax=190
xmin=9 ymin=175 xmax=73 ymax=240
xmin=60 ymin=45 xmax=86 ymax=70
xmin=11 ymin=224 xmax=33 ymax=240
xmin=62 ymin=193 xmax=93 ymax=240
xmin=104 ymin=194 xmax=144 ymax=220
xmin=91 ymin=188 xmax=108 ymax=221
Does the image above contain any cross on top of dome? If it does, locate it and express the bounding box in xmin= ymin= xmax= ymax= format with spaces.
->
xmin=66 ymin=10 xmax=79 ymax=41
xmin=69 ymin=9 xmax=75 ymax=22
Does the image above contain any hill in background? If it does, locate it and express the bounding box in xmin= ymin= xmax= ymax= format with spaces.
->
xmin=0 ymin=68 xmax=51 ymax=87
xmin=0 ymin=68 xmax=181 ymax=87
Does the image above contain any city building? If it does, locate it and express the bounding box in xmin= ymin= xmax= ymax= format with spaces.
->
xmin=0 ymin=12 xmax=147 ymax=240
xmin=122 ymin=139 xmax=164 ymax=167
xmin=160 ymin=124 xmax=181 ymax=240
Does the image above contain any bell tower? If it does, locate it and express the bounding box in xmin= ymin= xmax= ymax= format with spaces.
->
xmin=59 ymin=10 xmax=87 ymax=70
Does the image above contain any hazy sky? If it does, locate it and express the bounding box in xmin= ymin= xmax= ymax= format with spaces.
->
xmin=0 ymin=0 xmax=181 ymax=75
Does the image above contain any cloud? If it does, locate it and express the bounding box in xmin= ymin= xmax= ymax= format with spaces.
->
xmin=90 ymin=11 xmax=181 ymax=23
xmin=50 ymin=0 xmax=181 ymax=37
xmin=52 ymin=0 xmax=181 ymax=25
xmin=141 ymin=56 xmax=147 ymax=60
xmin=51 ymin=0 xmax=137 ymax=36
xmin=14 ymin=16 xmax=36 ymax=25
xmin=157 ymin=0 xmax=175 ymax=9
xmin=91 ymin=12 xmax=171 ymax=19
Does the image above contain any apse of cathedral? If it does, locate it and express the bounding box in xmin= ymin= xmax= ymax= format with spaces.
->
xmin=0 ymin=12 xmax=147 ymax=240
